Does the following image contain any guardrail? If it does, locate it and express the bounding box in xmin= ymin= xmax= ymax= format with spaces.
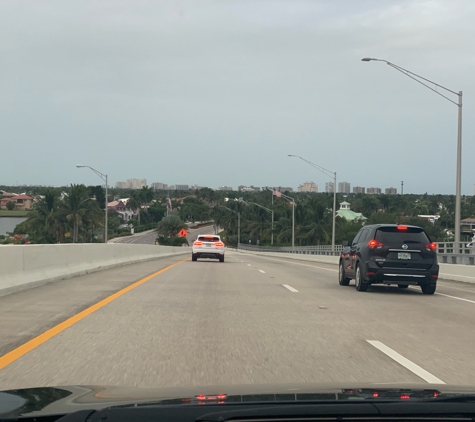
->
xmin=436 ymin=242 xmax=475 ymax=265
xmin=237 ymin=242 xmax=475 ymax=265
xmin=238 ymin=243 xmax=343 ymax=256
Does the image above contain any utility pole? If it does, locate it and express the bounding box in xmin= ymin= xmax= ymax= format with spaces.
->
xmin=401 ymin=181 xmax=404 ymax=195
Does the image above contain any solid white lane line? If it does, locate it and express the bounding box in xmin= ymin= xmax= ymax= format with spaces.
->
xmin=409 ymin=287 xmax=475 ymax=304
xmin=435 ymin=292 xmax=475 ymax=304
xmin=259 ymin=270 xmax=266 ymax=273
xmin=367 ymin=340 xmax=445 ymax=384
xmin=283 ymin=284 xmax=299 ymax=293
xmin=247 ymin=264 xmax=252 ymax=267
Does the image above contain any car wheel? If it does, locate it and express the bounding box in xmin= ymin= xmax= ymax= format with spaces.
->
xmin=339 ymin=261 xmax=350 ymax=286
xmin=421 ymin=284 xmax=436 ymax=295
xmin=219 ymin=256 xmax=224 ymax=263
xmin=398 ymin=284 xmax=409 ymax=289
xmin=192 ymin=254 xmax=197 ymax=262
xmin=355 ymin=264 xmax=368 ymax=292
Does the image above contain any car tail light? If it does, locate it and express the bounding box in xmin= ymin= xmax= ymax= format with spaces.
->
xmin=397 ymin=225 xmax=408 ymax=230
xmin=433 ymin=391 xmax=439 ymax=397
xmin=400 ymin=394 xmax=410 ymax=400
xmin=372 ymin=392 xmax=379 ymax=398
xmin=368 ymin=240 xmax=384 ymax=249
xmin=214 ymin=242 xmax=224 ymax=247
xmin=195 ymin=394 xmax=227 ymax=401
xmin=425 ymin=242 xmax=437 ymax=251
xmin=194 ymin=241 xmax=203 ymax=246
xmin=366 ymin=271 xmax=375 ymax=276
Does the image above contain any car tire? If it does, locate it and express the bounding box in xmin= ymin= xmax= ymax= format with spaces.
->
xmin=398 ymin=284 xmax=409 ymax=289
xmin=355 ymin=264 xmax=368 ymax=292
xmin=421 ymin=284 xmax=436 ymax=295
xmin=219 ymin=256 xmax=224 ymax=263
xmin=339 ymin=261 xmax=350 ymax=286
xmin=192 ymin=254 xmax=198 ymax=262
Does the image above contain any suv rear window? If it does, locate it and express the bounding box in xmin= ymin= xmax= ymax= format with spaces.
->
xmin=198 ymin=236 xmax=220 ymax=242
xmin=374 ymin=227 xmax=430 ymax=244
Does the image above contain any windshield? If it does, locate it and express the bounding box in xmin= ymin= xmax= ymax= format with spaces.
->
xmin=375 ymin=228 xmax=430 ymax=245
xmin=2 ymin=0 xmax=475 ymax=413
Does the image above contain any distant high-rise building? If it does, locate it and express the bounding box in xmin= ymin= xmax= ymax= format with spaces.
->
xmin=218 ymin=186 xmax=233 ymax=191
xmin=175 ymin=184 xmax=190 ymax=191
xmin=152 ymin=182 xmax=168 ymax=190
xmin=298 ymin=181 xmax=318 ymax=193
xmin=325 ymin=182 xmax=335 ymax=193
xmin=278 ymin=186 xmax=294 ymax=193
xmin=367 ymin=187 xmax=382 ymax=195
xmin=338 ymin=181 xmax=351 ymax=194
xmin=385 ymin=187 xmax=397 ymax=195
xmin=353 ymin=186 xmax=365 ymax=194
xmin=126 ymin=178 xmax=147 ymax=189
xmin=115 ymin=181 xmax=127 ymax=189
xmin=238 ymin=185 xmax=261 ymax=192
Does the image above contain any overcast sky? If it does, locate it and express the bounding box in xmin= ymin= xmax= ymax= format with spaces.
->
xmin=1 ymin=0 xmax=474 ymax=194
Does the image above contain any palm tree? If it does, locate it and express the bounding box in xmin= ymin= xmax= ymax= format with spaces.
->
xmin=157 ymin=215 xmax=188 ymax=238
xmin=61 ymin=184 xmax=101 ymax=243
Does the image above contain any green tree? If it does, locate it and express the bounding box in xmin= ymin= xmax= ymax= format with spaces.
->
xmin=157 ymin=214 xmax=188 ymax=238
xmin=6 ymin=201 xmax=15 ymax=210
xmin=62 ymin=184 xmax=102 ymax=243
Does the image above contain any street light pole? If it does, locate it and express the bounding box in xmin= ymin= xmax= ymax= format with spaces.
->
xmin=288 ymin=155 xmax=336 ymax=252
xmin=266 ymin=188 xmax=295 ymax=248
xmin=218 ymin=205 xmax=240 ymax=248
xmin=76 ymin=165 xmax=109 ymax=243
xmin=361 ymin=57 xmax=463 ymax=246
xmin=250 ymin=202 xmax=273 ymax=245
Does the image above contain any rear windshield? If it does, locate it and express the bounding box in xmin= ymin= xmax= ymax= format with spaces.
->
xmin=198 ymin=236 xmax=220 ymax=242
xmin=374 ymin=227 xmax=429 ymax=244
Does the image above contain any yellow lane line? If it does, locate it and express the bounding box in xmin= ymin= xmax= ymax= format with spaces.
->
xmin=0 ymin=259 xmax=188 ymax=371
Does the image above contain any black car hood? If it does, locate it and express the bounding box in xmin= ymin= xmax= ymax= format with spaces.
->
xmin=2 ymin=382 xmax=475 ymax=418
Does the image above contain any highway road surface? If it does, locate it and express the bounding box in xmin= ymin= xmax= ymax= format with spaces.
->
xmin=2 ymin=251 xmax=475 ymax=391
xmin=111 ymin=224 xmax=217 ymax=245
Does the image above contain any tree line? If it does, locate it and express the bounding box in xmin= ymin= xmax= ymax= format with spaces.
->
xmin=6 ymin=184 xmax=475 ymax=245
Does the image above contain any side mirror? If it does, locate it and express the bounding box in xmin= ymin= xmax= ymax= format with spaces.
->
xmin=342 ymin=240 xmax=349 ymax=247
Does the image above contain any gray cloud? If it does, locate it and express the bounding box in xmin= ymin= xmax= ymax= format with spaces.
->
xmin=1 ymin=0 xmax=474 ymax=194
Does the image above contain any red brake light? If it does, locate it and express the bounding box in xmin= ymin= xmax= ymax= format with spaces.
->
xmin=368 ymin=240 xmax=384 ymax=249
xmin=217 ymin=394 xmax=227 ymax=400
xmin=372 ymin=392 xmax=379 ymax=398
xmin=397 ymin=225 xmax=408 ymax=230
xmin=196 ymin=395 xmax=206 ymax=400
xmin=400 ymin=394 xmax=410 ymax=400
xmin=214 ymin=242 xmax=224 ymax=247
xmin=426 ymin=242 xmax=437 ymax=251
xmin=194 ymin=241 xmax=203 ymax=246
xmin=433 ymin=391 xmax=439 ymax=397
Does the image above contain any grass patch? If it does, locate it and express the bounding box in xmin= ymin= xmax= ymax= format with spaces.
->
xmin=0 ymin=210 xmax=30 ymax=216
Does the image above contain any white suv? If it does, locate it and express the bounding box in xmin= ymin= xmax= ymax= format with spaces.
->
xmin=192 ymin=235 xmax=225 ymax=262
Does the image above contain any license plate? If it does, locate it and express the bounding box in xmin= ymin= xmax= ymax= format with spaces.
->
xmin=398 ymin=252 xmax=411 ymax=260
xmin=205 ymin=244 xmax=212 ymax=247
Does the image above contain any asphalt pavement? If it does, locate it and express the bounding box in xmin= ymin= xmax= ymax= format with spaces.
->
xmin=1 ymin=251 xmax=475 ymax=390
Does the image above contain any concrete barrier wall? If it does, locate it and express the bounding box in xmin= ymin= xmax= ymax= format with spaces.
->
xmin=0 ymin=244 xmax=190 ymax=297
xmin=237 ymin=250 xmax=475 ymax=284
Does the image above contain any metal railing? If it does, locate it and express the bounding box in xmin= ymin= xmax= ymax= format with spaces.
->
xmin=237 ymin=242 xmax=475 ymax=265
xmin=237 ymin=243 xmax=343 ymax=256
xmin=435 ymin=242 xmax=475 ymax=265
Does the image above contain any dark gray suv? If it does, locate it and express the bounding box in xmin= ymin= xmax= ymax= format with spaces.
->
xmin=339 ymin=224 xmax=439 ymax=294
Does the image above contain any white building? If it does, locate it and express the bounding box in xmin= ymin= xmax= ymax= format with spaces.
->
xmin=115 ymin=181 xmax=127 ymax=189
xmin=152 ymin=182 xmax=168 ymax=190
xmin=126 ymin=179 xmax=147 ymax=189
xmin=298 ymin=181 xmax=318 ymax=193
